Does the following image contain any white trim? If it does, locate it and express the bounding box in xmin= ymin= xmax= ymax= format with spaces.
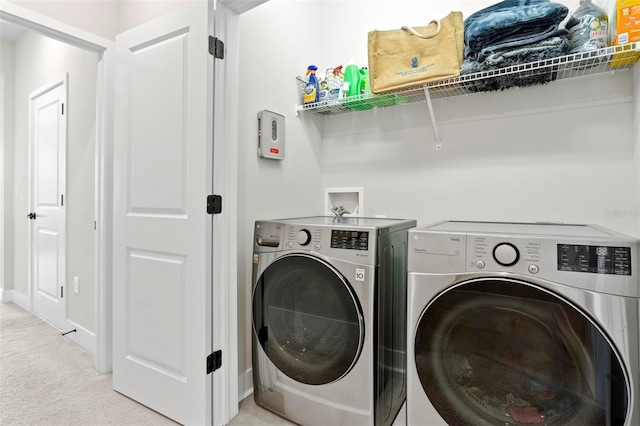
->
xmin=0 ymin=288 xmax=12 ymax=303
xmin=65 ymin=318 xmax=97 ymax=355
xmin=212 ymin=2 xmax=240 ymax=424
xmin=10 ymin=290 xmax=30 ymax=311
xmin=0 ymin=0 xmax=113 ymax=373
xmin=220 ymin=0 xmax=269 ymax=15
xmin=94 ymin=31 xmax=114 ymax=376
xmin=0 ymin=71 xmax=4 ymax=292
xmin=238 ymin=368 xmax=254 ymax=401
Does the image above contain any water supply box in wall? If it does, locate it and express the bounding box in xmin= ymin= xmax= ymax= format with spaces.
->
xmin=258 ymin=110 xmax=285 ymax=160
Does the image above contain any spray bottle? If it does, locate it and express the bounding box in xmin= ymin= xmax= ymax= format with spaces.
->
xmin=303 ymin=65 xmax=319 ymax=104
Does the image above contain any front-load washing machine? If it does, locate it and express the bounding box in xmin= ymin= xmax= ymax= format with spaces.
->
xmin=407 ymin=221 xmax=640 ymax=426
xmin=252 ymin=216 xmax=416 ymax=425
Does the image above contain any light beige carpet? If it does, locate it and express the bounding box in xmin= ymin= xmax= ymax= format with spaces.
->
xmin=0 ymin=302 xmax=176 ymax=425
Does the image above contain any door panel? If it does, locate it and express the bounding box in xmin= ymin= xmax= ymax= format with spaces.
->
xmin=127 ymin=250 xmax=186 ymax=377
xmin=128 ymin=30 xmax=188 ymax=215
xmin=113 ymin=3 xmax=212 ymax=425
xmin=30 ymin=77 xmax=66 ymax=330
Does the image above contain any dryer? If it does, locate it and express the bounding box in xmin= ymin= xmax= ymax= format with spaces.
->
xmin=252 ymin=216 xmax=416 ymax=426
xmin=407 ymin=221 xmax=640 ymax=426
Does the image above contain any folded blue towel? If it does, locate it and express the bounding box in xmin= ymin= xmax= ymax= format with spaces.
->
xmin=460 ymin=35 xmax=571 ymax=91
xmin=464 ymin=0 xmax=569 ymax=59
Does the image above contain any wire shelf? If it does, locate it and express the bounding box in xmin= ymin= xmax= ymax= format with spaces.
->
xmin=296 ymin=42 xmax=639 ymax=116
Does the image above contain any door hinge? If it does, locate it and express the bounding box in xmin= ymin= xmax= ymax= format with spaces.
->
xmin=207 ymin=194 xmax=222 ymax=215
xmin=61 ymin=286 xmax=64 ymax=298
xmin=207 ymin=350 xmax=222 ymax=374
xmin=209 ymin=36 xmax=224 ymax=59
xmin=61 ymin=103 xmax=64 ymax=115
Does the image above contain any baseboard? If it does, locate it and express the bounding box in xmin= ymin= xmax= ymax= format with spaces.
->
xmin=238 ymin=368 xmax=253 ymax=401
xmin=63 ymin=319 xmax=96 ymax=356
xmin=10 ymin=290 xmax=31 ymax=311
xmin=0 ymin=288 xmax=12 ymax=303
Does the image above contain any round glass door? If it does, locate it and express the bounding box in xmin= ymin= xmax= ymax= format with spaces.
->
xmin=414 ymin=278 xmax=628 ymax=426
xmin=252 ymin=253 xmax=364 ymax=385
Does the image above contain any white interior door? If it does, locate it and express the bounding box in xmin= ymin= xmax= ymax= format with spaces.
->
xmin=29 ymin=76 xmax=67 ymax=331
xmin=112 ymin=2 xmax=212 ymax=424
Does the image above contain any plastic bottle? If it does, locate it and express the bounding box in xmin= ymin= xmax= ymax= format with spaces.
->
xmin=303 ymin=65 xmax=319 ymax=104
xmin=343 ymin=64 xmax=361 ymax=98
xmin=327 ymin=66 xmax=344 ymax=100
xmin=359 ymin=67 xmax=371 ymax=95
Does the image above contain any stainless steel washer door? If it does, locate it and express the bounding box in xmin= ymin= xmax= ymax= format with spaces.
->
xmin=253 ymin=253 xmax=364 ymax=385
xmin=414 ymin=277 xmax=629 ymax=426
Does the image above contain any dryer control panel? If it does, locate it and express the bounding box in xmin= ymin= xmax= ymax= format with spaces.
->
xmin=408 ymin=223 xmax=640 ymax=298
xmin=557 ymin=244 xmax=632 ymax=275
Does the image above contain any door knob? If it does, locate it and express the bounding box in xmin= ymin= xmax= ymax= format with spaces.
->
xmin=27 ymin=212 xmax=37 ymax=220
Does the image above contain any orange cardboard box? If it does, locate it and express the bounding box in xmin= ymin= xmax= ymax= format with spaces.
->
xmin=615 ymin=0 xmax=640 ymax=44
xmin=610 ymin=0 xmax=640 ymax=68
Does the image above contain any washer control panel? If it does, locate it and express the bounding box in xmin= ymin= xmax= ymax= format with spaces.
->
xmin=254 ymin=220 xmax=378 ymax=265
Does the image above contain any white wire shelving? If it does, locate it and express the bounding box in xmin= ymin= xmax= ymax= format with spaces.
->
xmin=296 ymin=42 xmax=638 ymax=150
xmin=296 ymin=42 xmax=639 ymax=116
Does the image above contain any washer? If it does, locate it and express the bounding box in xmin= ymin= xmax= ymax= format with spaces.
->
xmin=252 ymin=216 xmax=416 ymax=426
xmin=407 ymin=221 xmax=640 ymax=426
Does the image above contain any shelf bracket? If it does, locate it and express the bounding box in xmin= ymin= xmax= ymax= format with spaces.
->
xmin=423 ymin=85 xmax=442 ymax=150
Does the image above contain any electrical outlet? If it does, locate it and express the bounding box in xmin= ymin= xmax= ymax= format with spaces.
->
xmin=74 ymin=276 xmax=79 ymax=295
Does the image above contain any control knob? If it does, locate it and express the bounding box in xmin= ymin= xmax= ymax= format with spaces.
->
xmin=493 ymin=242 xmax=519 ymax=266
xmin=296 ymin=229 xmax=312 ymax=246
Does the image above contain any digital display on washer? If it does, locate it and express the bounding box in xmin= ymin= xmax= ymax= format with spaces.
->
xmin=331 ymin=230 xmax=369 ymax=250
xmin=557 ymin=244 xmax=631 ymax=275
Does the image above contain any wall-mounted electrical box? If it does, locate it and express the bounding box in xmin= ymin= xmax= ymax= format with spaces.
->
xmin=258 ymin=110 xmax=285 ymax=160
xmin=324 ymin=187 xmax=364 ymax=217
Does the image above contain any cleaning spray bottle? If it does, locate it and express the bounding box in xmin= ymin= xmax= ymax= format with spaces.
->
xmin=328 ymin=66 xmax=344 ymax=100
xmin=303 ymin=65 xmax=319 ymax=104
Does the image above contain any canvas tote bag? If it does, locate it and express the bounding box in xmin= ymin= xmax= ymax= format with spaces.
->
xmin=368 ymin=12 xmax=464 ymax=94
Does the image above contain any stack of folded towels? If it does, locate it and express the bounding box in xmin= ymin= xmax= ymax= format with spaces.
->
xmin=461 ymin=0 xmax=571 ymax=91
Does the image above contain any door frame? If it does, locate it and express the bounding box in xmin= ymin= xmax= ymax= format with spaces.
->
xmin=0 ymin=71 xmax=4 ymax=297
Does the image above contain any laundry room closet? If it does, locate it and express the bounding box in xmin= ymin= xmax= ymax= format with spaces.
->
xmin=236 ymin=0 xmax=640 ymax=399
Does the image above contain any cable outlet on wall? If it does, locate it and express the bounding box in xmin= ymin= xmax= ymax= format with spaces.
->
xmin=73 ymin=276 xmax=79 ymax=295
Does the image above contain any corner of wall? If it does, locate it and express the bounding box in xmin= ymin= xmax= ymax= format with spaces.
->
xmin=238 ymin=368 xmax=253 ymax=401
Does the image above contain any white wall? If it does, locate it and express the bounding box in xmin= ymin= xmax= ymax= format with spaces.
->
xmin=237 ymin=0 xmax=325 ymax=391
xmin=1 ymin=40 xmax=15 ymax=300
xmin=320 ymin=76 xmax=636 ymax=229
xmin=11 ymin=32 xmax=98 ymax=330
xmin=237 ymin=0 xmax=640 ymax=385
